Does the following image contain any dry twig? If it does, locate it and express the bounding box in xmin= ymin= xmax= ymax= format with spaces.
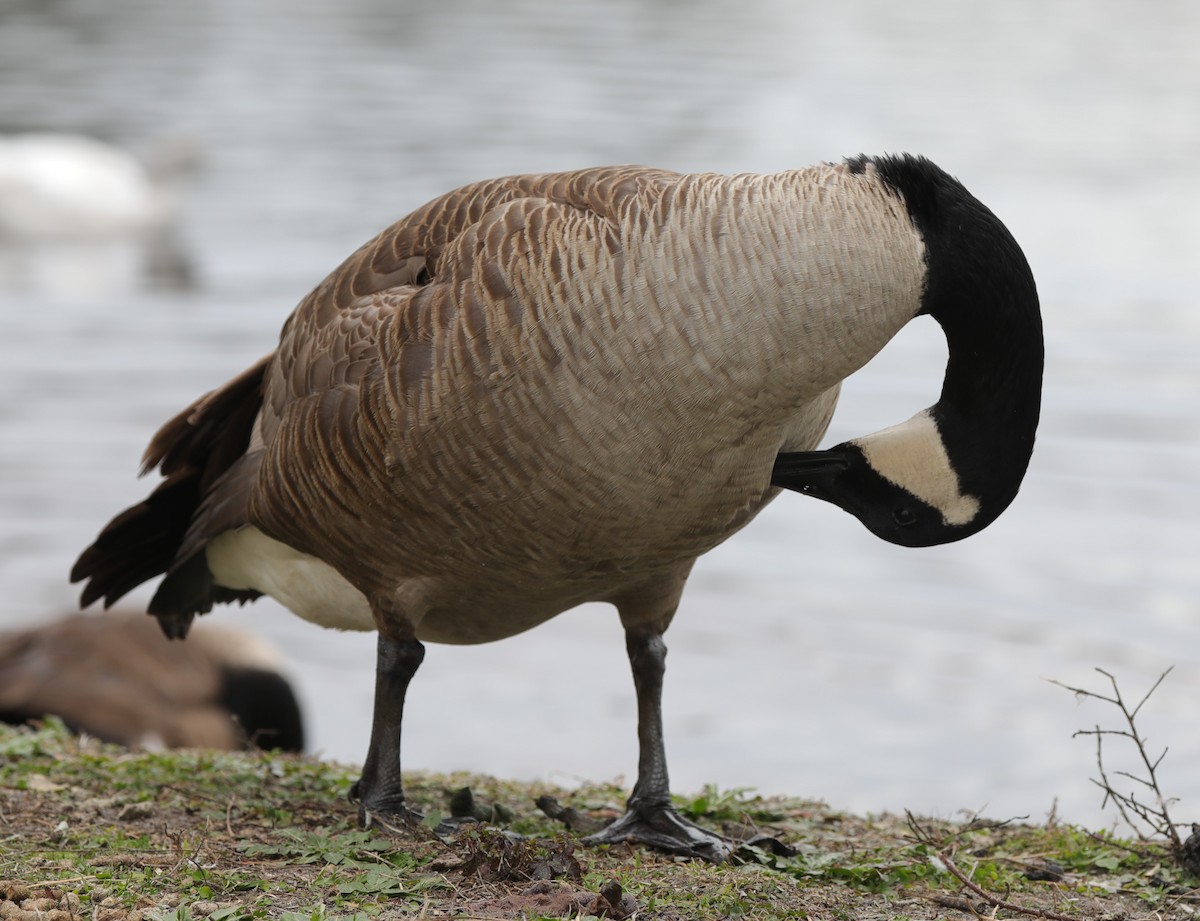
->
xmin=1051 ymin=667 xmax=1186 ymax=855
xmin=907 ymin=812 xmax=1079 ymax=921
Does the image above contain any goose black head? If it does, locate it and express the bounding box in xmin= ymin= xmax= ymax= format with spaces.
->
xmin=773 ymin=410 xmax=990 ymax=548
xmin=773 ymin=154 xmax=1044 ymax=548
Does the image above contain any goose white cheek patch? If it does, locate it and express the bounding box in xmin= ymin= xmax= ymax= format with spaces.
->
xmin=854 ymin=411 xmax=981 ymax=526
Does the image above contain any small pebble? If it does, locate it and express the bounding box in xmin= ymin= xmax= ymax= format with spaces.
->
xmin=117 ymin=802 xmax=155 ymax=821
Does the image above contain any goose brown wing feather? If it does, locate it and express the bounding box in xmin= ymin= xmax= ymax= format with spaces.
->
xmin=247 ymin=166 xmax=678 ymax=588
xmin=186 ymin=175 xmax=631 ymax=561
xmin=259 ymin=165 xmax=675 ymax=430
xmin=78 ymin=165 xmax=679 ymax=618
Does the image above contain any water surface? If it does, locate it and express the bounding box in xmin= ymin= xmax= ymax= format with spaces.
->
xmin=1 ymin=0 xmax=1198 ymax=827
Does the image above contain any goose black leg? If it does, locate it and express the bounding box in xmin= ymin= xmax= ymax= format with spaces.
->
xmin=349 ymin=632 xmax=425 ymax=828
xmin=584 ymin=628 xmax=731 ymax=862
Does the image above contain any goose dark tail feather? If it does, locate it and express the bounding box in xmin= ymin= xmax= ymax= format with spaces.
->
xmin=70 ymin=355 xmax=273 ymax=638
xmin=70 ymin=474 xmax=201 ymax=609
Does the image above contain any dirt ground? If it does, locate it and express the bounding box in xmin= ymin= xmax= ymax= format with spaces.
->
xmin=3 ymin=724 xmax=1198 ymax=920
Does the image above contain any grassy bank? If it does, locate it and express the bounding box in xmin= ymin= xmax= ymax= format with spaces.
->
xmin=1 ymin=721 xmax=1196 ymax=920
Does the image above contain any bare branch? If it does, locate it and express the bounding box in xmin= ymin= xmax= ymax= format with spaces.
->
xmin=1072 ymin=728 xmax=1136 ymax=741
xmin=1130 ymin=666 xmax=1175 ymax=721
xmin=1113 ymin=769 xmax=1161 ymax=792
xmin=1047 ymin=677 xmax=1118 ymax=707
xmin=1055 ymin=668 xmax=1188 ymax=857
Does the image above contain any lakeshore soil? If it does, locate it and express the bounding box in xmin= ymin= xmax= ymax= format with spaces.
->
xmin=2 ymin=726 xmax=1197 ymax=920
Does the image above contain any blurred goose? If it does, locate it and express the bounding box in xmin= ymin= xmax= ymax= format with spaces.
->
xmin=0 ymin=611 xmax=304 ymax=752
xmin=72 ymin=155 xmax=1043 ymax=860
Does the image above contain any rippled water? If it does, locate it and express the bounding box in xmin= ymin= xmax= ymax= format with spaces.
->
xmin=2 ymin=0 xmax=1198 ymax=827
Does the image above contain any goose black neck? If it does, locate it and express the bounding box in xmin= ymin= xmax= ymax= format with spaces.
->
xmin=851 ymin=154 xmax=1045 ymax=513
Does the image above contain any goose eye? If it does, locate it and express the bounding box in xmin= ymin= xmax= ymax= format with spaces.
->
xmin=893 ymin=507 xmax=918 ymax=527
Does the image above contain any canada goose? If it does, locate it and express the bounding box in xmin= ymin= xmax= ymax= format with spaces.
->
xmin=0 ymin=611 xmax=304 ymax=752
xmin=72 ymin=154 xmax=1043 ymax=860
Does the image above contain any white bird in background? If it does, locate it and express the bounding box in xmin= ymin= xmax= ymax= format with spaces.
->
xmin=0 ymin=132 xmax=196 ymax=293
xmin=73 ymin=154 xmax=1044 ymax=861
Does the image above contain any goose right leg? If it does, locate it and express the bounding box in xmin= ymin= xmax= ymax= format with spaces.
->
xmin=349 ymin=631 xmax=426 ymax=827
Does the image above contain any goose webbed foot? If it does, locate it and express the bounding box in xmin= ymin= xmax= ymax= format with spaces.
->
xmin=583 ymin=801 xmax=731 ymax=862
xmin=359 ymin=803 xmax=425 ymax=833
xmin=348 ymin=778 xmax=423 ymax=831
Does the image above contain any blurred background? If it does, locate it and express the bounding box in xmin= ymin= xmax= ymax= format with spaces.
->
xmin=1 ymin=0 xmax=1197 ymax=828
